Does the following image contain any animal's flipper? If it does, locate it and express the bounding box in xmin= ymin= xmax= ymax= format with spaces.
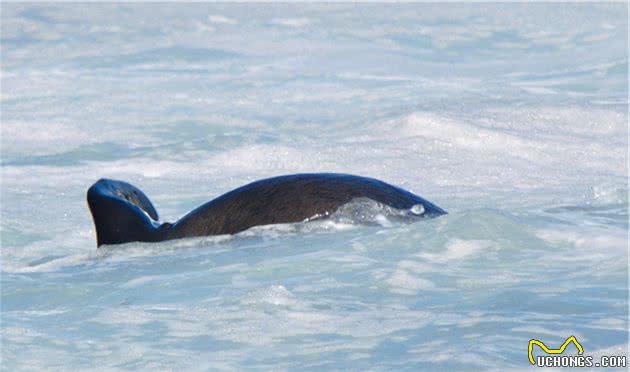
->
xmin=87 ymin=178 xmax=161 ymax=247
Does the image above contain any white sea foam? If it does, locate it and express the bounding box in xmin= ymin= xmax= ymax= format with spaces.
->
xmin=386 ymin=267 xmax=435 ymax=294
xmin=417 ymin=239 xmax=494 ymax=263
xmin=271 ymin=18 xmax=311 ymax=28
xmin=208 ymin=15 xmax=237 ymax=25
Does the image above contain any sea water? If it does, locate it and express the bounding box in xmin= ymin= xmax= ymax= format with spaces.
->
xmin=1 ymin=3 xmax=628 ymax=371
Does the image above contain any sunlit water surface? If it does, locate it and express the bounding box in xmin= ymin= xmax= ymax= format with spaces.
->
xmin=1 ymin=3 xmax=628 ymax=371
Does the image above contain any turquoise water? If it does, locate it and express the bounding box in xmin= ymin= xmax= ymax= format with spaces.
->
xmin=1 ymin=3 xmax=628 ymax=370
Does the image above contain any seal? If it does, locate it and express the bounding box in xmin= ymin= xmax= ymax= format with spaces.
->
xmin=87 ymin=173 xmax=446 ymax=246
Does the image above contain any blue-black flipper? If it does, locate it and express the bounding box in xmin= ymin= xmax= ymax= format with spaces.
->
xmin=87 ymin=178 xmax=161 ymax=247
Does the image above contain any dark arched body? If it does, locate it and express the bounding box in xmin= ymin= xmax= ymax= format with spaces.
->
xmin=87 ymin=173 xmax=446 ymax=247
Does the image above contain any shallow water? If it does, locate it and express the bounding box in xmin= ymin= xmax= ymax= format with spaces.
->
xmin=1 ymin=3 xmax=628 ymax=371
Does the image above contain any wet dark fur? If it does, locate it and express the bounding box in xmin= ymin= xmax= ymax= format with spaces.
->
xmin=87 ymin=173 xmax=446 ymax=247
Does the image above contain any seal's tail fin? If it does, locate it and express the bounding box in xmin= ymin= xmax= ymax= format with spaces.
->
xmin=87 ymin=178 xmax=160 ymax=247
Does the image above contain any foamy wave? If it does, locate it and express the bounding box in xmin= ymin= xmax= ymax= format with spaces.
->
xmin=208 ymin=15 xmax=237 ymax=25
xmin=271 ymin=18 xmax=311 ymax=27
xmin=417 ymin=239 xmax=494 ymax=263
xmin=386 ymin=267 xmax=435 ymax=294
xmin=242 ymin=285 xmax=299 ymax=307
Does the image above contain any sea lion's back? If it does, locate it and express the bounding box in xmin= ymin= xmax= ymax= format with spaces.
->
xmin=170 ymin=173 xmax=445 ymax=237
